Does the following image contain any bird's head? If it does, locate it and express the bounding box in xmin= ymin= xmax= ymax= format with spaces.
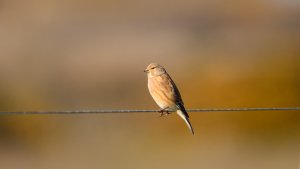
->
xmin=144 ymin=63 xmax=166 ymax=77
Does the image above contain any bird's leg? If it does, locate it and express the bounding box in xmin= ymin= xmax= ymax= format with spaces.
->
xmin=158 ymin=107 xmax=171 ymax=117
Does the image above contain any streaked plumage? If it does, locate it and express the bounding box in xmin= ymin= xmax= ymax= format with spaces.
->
xmin=144 ymin=63 xmax=194 ymax=135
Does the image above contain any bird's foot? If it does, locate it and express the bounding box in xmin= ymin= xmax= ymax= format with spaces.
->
xmin=158 ymin=108 xmax=171 ymax=117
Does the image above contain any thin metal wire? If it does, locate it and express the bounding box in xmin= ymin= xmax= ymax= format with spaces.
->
xmin=0 ymin=107 xmax=299 ymax=115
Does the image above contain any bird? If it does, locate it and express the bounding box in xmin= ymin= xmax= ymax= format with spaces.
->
xmin=144 ymin=63 xmax=194 ymax=135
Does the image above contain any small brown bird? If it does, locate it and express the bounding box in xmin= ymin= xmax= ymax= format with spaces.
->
xmin=144 ymin=63 xmax=194 ymax=135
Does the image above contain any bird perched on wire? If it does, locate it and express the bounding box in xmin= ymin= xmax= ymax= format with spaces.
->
xmin=144 ymin=63 xmax=194 ymax=135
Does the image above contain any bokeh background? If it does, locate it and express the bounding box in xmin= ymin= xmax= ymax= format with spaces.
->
xmin=0 ymin=0 xmax=300 ymax=169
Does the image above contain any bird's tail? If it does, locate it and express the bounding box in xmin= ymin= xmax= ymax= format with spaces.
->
xmin=176 ymin=110 xmax=194 ymax=135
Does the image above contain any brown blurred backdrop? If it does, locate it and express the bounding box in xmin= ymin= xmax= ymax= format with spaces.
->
xmin=0 ymin=0 xmax=300 ymax=169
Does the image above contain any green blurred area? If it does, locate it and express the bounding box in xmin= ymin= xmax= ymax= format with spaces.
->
xmin=0 ymin=0 xmax=299 ymax=169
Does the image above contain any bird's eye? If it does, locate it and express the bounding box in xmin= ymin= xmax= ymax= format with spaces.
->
xmin=151 ymin=67 xmax=156 ymax=70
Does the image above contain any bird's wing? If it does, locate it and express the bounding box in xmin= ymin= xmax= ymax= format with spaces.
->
xmin=166 ymin=74 xmax=190 ymax=118
xmin=167 ymin=74 xmax=184 ymax=105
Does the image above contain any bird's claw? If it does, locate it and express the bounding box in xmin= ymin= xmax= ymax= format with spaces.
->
xmin=158 ymin=109 xmax=170 ymax=117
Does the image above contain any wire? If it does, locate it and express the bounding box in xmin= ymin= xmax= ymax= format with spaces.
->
xmin=0 ymin=107 xmax=299 ymax=115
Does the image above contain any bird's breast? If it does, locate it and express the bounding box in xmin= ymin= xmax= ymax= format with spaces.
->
xmin=147 ymin=75 xmax=177 ymax=109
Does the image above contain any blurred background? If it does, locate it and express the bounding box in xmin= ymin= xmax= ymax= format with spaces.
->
xmin=0 ymin=0 xmax=300 ymax=169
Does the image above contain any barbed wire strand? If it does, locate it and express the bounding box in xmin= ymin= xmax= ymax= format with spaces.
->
xmin=0 ymin=107 xmax=299 ymax=115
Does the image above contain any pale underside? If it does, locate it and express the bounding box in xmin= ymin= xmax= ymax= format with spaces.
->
xmin=148 ymin=73 xmax=183 ymax=111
